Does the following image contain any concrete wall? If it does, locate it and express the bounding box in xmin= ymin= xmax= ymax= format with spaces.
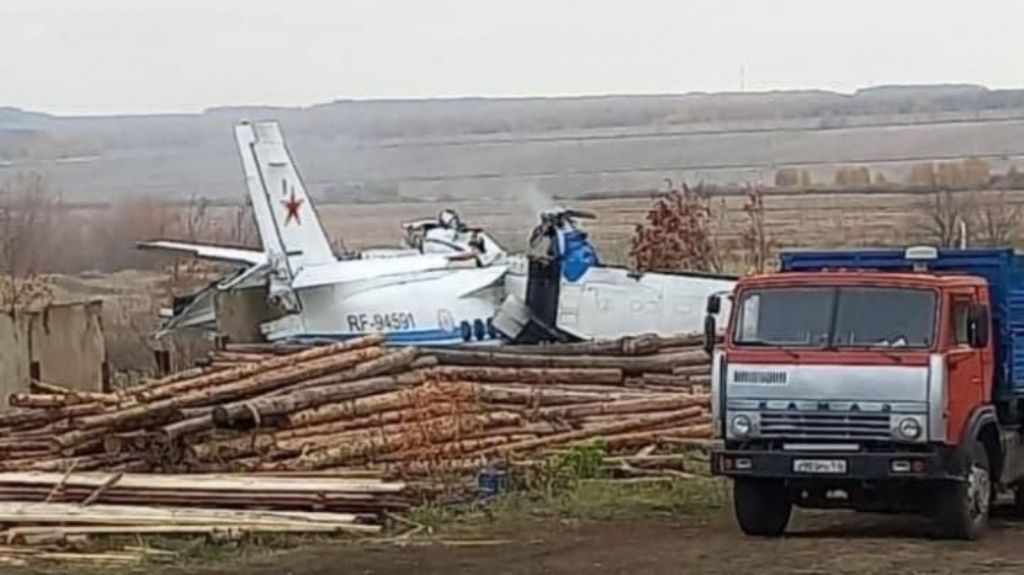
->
xmin=0 ymin=301 xmax=107 ymax=411
xmin=28 ymin=301 xmax=107 ymax=393
xmin=0 ymin=312 xmax=30 ymax=412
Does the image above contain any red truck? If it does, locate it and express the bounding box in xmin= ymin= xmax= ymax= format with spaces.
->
xmin=708 ymin=247 xmax=1024 ymax=539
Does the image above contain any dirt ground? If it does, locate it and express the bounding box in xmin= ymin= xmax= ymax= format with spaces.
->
xmin=175 ymin=508 xmax=1024 ymax=575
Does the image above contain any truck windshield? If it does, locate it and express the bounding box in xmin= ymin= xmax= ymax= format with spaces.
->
xmin=734 ymin=286 xmax=936 ymax=349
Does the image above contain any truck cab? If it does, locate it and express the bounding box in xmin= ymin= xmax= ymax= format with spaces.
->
xmin=709 ymin=247 xmax=1024 ymax=540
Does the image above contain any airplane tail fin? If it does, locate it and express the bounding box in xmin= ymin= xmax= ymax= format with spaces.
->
xmin=234 ymin=122 xmax=336 ymax=269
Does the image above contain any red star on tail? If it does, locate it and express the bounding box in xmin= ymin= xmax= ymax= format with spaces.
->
xmin=282 ymin=190 xmax=304 ymax=225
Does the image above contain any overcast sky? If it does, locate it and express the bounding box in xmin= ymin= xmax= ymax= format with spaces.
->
xmin=2 ymin=0 xmax=1023 ymax=116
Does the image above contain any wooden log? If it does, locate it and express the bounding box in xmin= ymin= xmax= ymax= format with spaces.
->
xmin=0 ymin=453 xmax=144 ymax=473
xmin=102 ymin=432 xmax=149 ymax=456
xmin=0 ymin=547 xmax=144 ymax=565
xmin=0 ymin=523 xmax=377 ymax=540
xmin=660 ymin=423 xmax=713 ymax=438
xmin=177 ymin=406 xmax=215 ymax=420
xmin=536 ymin=396 xmax=709 ymax=420
xmin=484 ymin=334 xmax=665 ymax=356
xmin=378 ymin=434 xmax=538 ymax=467
xmin=160 ymin=415 xmax=217 ymax=442
xmin=0 ymin=501 xmax=366 ymax=527
xmin=281 ymin=411 xmax=521 ymax=471
xmin=656 ymin=437 xmax=716 ymax=449
xmin=209 ymin=351 xmax=273 ymax=364
xmin=64 ymin=345 xmax=387 ymax=438
xmin=283 ymin=381 xmax=475 ymax=429
xmin=588 ymin=420 xmax=714 ymax=451
xmin=134 ymin=335 xmax=383 ymax=403
xmin=213 ymin=365 xmax=427 ymax=428
xmin=262 ymin=347 xmax=420 ymax=399
xmin=10 ymin=392 xmax=119 ymax=409
xmin=0 ymin=441 xmax=55 ymax=456
xmin=51 ymin=426 xmax=109 ymax=452
xmin=277 ymin=397 xmax=477 ymax=443
xmin=473 ymin=386 xmax=611 ymax=406
xmin=29 ymin=381 xmax=73 ymax=395
xmin=0 ymin=403 xmax=105 ymax=431
xmin=259 ymin=404 xmax=489 ymax=461
xmin=671 ymin=364 xmax=711 ymax=377
xmin=0 ymin=487 xmax=404 ymax=512
xmin=474 ymin=383 xmax=659 ymax=403
xmin=470 ymin=406 xmax=705 ymax=456
xmin=82 ymin=472 xmax=124 ymax=506
xmin=640 ymin=373 xmax=703 ymax=387
xmin=0 ymin=472 xmax=403 ymax=495
xmin=224 ymin=343 xmax=312 ymax=355
xmin=655 ymin=334 xmax=705 ymax=348
xmin=435 ymin=366 xmax=622 ymax=385
xmin=431 ymin=349 xmax=706 ymax=374
xmin=128 ymin=366 xmax=219 ymax=395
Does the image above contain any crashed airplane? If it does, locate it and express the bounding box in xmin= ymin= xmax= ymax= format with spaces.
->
xmin=143 ymin=122 xmax=507 ymax=345
xmin=143 ymin=121 xmax=734 ymax=345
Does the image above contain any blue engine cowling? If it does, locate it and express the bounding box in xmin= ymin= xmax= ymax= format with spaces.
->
xmin=556 ymin=228 xmax=599 ymax=282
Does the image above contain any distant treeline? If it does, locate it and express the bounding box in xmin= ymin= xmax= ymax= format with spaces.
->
xmin=6 ymin=85 xmax=1024 ymax=158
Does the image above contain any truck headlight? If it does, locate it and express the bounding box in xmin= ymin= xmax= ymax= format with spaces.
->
xmin=896 ymin=417 xmax=922 ymax=440
xmin=730 ymin=414 xmax=752 ymax=438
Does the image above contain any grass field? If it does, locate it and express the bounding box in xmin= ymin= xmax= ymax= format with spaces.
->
xmin=316 ymin=187 xmax=1024 ymax=272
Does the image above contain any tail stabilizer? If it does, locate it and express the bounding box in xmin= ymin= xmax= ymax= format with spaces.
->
xmin=234 ymin=122 xmax=336 ymax=270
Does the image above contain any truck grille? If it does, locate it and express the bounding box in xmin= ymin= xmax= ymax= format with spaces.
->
xmin=759 ymin=411 xmax=891 ymax=441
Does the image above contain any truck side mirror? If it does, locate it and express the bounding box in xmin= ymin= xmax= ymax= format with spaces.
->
xmin=706 ymin=294 xmax=721 ymax=315
xmin=968 ymin=304 xmax=990 ymax=349
xmin=703 ymin=314 xmax=717 ymax=355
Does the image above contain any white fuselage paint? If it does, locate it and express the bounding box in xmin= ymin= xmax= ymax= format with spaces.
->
xmin=262 ymin=266 xmax=506 ymax=345
xmin=554 ymin=267 xmax=735 ymax=340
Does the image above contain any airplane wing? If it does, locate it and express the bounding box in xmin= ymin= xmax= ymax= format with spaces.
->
xmin=453 ymin=265 xmax=507 ymax=298
xmin=138 ymin=241 xmax=267 ymax=266
xmin=290 ymin=254 xmax=453 ymax=290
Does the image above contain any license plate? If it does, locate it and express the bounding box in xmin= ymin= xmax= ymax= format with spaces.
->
xmin=793 ymin=459 xmax=847 ymax=474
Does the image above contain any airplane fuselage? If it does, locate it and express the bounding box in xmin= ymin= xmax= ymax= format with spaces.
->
xmin=262 ymin=264 xmax=508 ymax=345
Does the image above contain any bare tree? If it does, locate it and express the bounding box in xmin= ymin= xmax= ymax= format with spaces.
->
xmin=915 ymin=189 xmax=972 ymax=248
xmin=229 ymin=198 xmax=260 ymax=248
xmin=739 ymin=185 xmax=775 ymax=273
xmin=0 ymin=173 xmax=55 ymax=310
xmin=972 ymin=191 xmax=1022 ymax=247
xmin=184 ymin=194 xmax=210 ymax=242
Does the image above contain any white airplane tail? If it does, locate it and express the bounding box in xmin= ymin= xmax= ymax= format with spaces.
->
xmin=235 ymin=122 xmax=336 ymax=270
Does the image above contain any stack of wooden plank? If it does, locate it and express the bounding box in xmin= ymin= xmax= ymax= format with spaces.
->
xmin=0 ymin=471 xmax=398 ymax=566
xmin=0 ymin=333 xmax=712 ymax=478
xmin=0 ymin=471 xmax=405 ymax=514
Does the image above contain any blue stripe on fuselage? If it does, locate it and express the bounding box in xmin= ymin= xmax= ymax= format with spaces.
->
xmin=280 ymin=328 xmax=497 ymax=346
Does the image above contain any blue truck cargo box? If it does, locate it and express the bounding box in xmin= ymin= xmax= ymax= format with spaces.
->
xmin=779 ymin=248 xmax=1024 ymax=400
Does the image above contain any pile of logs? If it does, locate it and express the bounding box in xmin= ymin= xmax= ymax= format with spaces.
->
xmin=0 ymin=333 xmax=713 ymax=565
xmin=0 ymin=333 xmax=712 ymax=479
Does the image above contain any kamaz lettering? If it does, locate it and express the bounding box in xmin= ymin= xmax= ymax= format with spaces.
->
xmin=733 ymin=370 xmax=788 ymax=385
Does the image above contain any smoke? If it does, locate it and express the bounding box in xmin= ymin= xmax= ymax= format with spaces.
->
xmin=520 ymin=183 xmax=559 ymax=219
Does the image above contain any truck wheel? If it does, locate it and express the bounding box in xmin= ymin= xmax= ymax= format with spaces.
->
xmin=733 ymin=478 xmax=791 ymax=537
xmin=935 ymin=440 xmax=991 ymax=540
